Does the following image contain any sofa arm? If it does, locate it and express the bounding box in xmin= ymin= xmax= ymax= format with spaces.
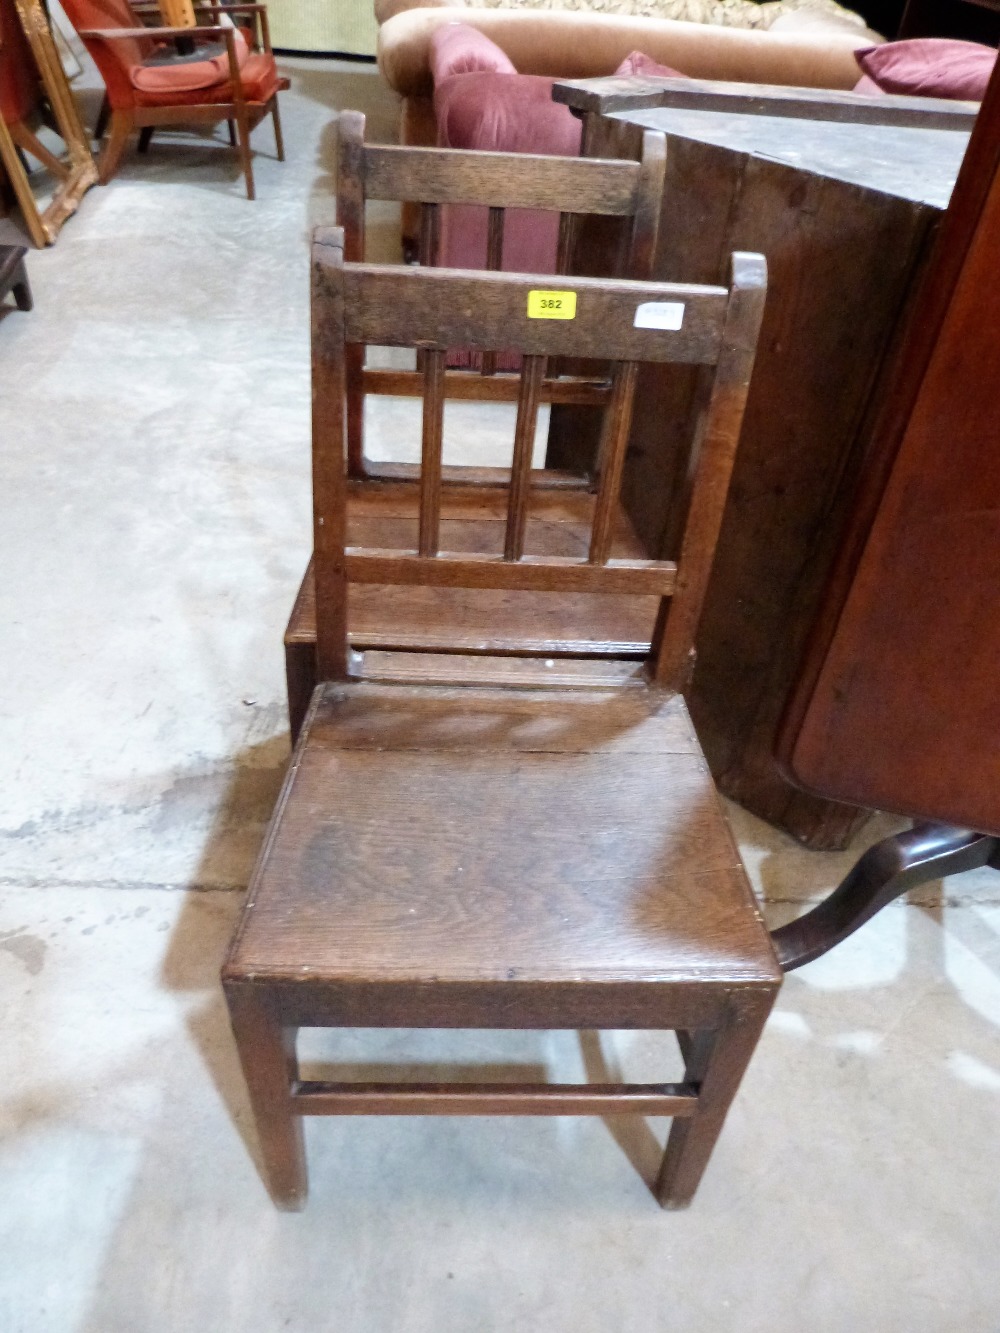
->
xmin=377 ymin=6 xmax=877 ymax=96
xmin=377 ymin=0 xmax=455 ymax=17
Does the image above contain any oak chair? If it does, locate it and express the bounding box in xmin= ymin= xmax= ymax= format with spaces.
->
xmin=222 ymin=228 xmax=779 ymax=1210
xmin=61 ymin=0 xmax=287 ymax=199
xmin=283 ymin=111 xmax=669 ymax=739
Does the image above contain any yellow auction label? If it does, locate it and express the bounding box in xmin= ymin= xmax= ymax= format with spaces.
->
xmin=527 ymin=290 xmax=577 ymax=320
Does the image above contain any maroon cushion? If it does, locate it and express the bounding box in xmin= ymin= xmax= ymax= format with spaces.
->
xmin=434 ymin=70 xmax=580 ymax=158
xmin=434 ymin=71 xmax=581 ymax=272
xmin=856 ymin=39 xmax=996 ymax=101
xmin=433 ymin=71 xmax=582 ymax=367
xmin=852 ymin=72 xmax=885 ymax=95
xmin=429 ymin=22 xmax=517 ymax=85
xmin=614 ymin=50 xmax=688 ymax=79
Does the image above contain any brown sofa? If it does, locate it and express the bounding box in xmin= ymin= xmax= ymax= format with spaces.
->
xmin=376 ymin=0 xmax=884 ymax=145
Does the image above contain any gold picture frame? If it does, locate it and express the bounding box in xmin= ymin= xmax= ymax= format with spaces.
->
xmin=0 ymin=0 xmax=98 ymax=246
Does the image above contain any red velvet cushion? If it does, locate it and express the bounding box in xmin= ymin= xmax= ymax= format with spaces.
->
xmin=614 ymin=50 xmax=688 ymax=79
xmin=435 ymin=70 xmax=580 ymax=159
xmin=131 ymin=27 xmax=249 ymax=94
xmin=132 ymin=51 xmax=282 ymax=106
xmin=852 ymin=73 xmax=885 ymax=95
xmin=430 ymin=22 xmax=517 ymax=84
xmin=856 ymin=39 xmax=996 ymax=101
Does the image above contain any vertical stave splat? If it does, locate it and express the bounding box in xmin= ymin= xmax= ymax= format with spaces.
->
xmin=504 ymin=355 xmax=547 ymax=561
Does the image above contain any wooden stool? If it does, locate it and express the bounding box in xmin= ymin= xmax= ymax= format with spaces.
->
xmin=0 ymin=244 xmax=31 ymax=311
xmin=223 ymin=230 xmax=779 ymax=1210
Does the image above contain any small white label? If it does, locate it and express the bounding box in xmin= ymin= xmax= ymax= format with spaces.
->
xmin=634 ymin=301 xmax=685 ymax=331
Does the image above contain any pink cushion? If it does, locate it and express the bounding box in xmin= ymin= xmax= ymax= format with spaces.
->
xmin=429 ymin=22 xmax=517 ymax=85
xmin=131 ymin=26 xmax=249 ymax=94
xmin=435 ymin=70 xmax=580 ymax=159
xmin=614 ymin=50 xmax=688 ymax=79
xmin=852 ymin=72 xmax=885 ymax=95
xmin=855 ymin=39 xmax=996 ymax=101
xmin=434 ymin=71 xmax=582 ymax=367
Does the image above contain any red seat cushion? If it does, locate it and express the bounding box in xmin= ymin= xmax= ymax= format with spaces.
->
xmin=132 ymin=51 xmax=283 ymax=106
xmin=131 ymin=27 xmax=249 ymax=95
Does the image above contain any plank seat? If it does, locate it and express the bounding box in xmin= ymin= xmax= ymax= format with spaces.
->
xmin=228 ymin=676 xmax=778 ymax=1012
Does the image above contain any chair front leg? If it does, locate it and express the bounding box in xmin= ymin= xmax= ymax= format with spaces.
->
xmin=224 ymin=983 xmax=307 ymax=1209
xmin=656 ymin=990 xmax=774 ymax=1208
xmin=99 ymin=110 xmax=133 ymax=185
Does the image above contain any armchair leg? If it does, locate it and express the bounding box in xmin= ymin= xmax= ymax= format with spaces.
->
xmin=227 ymin=119 xmax=236 ymax=147
xmin=100 ymin=111 xmax=133 ymax=185
xmin=271 ymin=98 xmax=284 ymax=162
xmin=234 ymin=106 xmax=255 ymax=200
xmin=138 ymin=127 xmax=154 ymax=154
xmin=94 ymin=95 xmax=109 ymax=144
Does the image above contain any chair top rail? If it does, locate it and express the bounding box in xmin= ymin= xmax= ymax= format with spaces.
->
xmin=337 ymin=261 xmax=732 ymax=365
xmin=361 ymin=143 xmax=644 ymax=215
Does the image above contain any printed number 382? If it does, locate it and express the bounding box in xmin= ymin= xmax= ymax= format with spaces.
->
xmin=527 ymin=290 xmax=577 ymax=319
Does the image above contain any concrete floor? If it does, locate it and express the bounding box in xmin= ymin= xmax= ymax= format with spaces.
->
xmin=2 ymin=53 xmax=1000 ymax=1333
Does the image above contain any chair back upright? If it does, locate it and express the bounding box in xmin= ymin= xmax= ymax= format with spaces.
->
xmin=335 ymin=110 xmax=667 ymax=477
xmin=311 ymin=227 xmax=766 ymax=692
xmin=60 ymin=0 xmax=153 ymax=107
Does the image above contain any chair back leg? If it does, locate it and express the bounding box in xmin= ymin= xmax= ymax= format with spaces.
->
xmin=271 ymin=98 xmax=284 ymax=162
xmin=234 ymin=105 xmax=255 ymax=200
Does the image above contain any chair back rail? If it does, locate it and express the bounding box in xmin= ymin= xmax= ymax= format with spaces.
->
xmin=335 ymin=110 xmax=667 ymax=475
xmin=311 ymin=228 xmax=765 ymax=691
xmin=341 ymin=265 xmax=729 ymax=361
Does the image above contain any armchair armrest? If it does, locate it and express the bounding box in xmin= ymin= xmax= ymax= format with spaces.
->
xmin=78 ymin=23 xmax=228 ymax=39
xmin=192 ymin=2 xmax=270 ymax=52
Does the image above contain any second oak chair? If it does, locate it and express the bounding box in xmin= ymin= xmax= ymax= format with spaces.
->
xmin=284 ymin=110 xmax=668 ymax=738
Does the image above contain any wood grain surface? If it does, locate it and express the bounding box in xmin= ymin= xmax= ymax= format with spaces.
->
xmin=552 ymin=75 xmax=978 ymax=131
xmin=226 ymin=682 xmax=778 ymax=995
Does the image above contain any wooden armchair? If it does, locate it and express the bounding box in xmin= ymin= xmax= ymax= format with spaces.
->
xmin=60 ymin=0 xmax=287 ymax=198
xmin=222 ymin=228 xmax=778 ymax=1210
xmin=283 ymin=112 xmax=669 ymax=739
